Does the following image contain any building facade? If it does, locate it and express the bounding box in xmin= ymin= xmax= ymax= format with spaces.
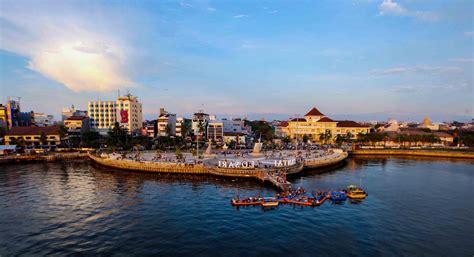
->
xmin=4 ymin=126 xmax=65 ymax=150
xmin=192 ymin=111 xmax=210 ymax=139
xmin=176 ymin=117 xmax=191 ymax=138
xmin=281 ymin=107 xmax=370 ymax=143
xmin=32 ymin=112 xmax=55 ymax=127
xmin=207 ymin=121 xmax=224 ymax=142
xmin=157 ymin=108 xmax=176 ymax=137
xmin=88 ymin=94 xmax=143 ymax=135
xmin=64 ymin=116 xmax=90 ymax=137
xmin=62 ymin=105 xmax=87 ymax=121
xmin=5 ymin=99 xmax=32 ymax=129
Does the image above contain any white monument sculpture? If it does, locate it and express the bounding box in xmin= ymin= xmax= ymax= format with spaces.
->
xmin=252 ymin=137 xmax=263 ymax=156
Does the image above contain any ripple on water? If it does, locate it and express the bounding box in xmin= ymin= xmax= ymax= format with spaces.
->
xmin=0 ymin=158 xmax=473 ymax=256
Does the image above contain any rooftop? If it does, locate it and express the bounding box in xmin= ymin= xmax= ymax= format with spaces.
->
xmin=336 ymin=120 xmax=370 ymax=128
xmin=305 ymin=107 xmax=324 ymax=116
xmin=6 ymin=126 xmax=61 ymax=136
xmin=66 ymin=116 xmax=87 ymax=121
xmin=317 ymin=117 xmax=335 ymax=122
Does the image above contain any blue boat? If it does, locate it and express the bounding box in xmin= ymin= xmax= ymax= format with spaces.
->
xmin=330 ymin=191 xmax=347 ymax=201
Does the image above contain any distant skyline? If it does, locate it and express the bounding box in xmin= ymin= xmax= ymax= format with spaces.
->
xmin=0 ymin=0 xmax=473 ymax=121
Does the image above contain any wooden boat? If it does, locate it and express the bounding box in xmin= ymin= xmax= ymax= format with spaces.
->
xmin=261 ymin=197 xmax=279 ymax=207
xmin=347 ymin=185 xmax=368 ymax=199
xmin=292 ymin=193 xmax=316 ymax=206
xmin=231 ymin=198 xmax=261 ymax=206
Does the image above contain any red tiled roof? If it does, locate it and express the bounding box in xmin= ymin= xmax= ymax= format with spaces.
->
xmin=336 ymin=120 xmax=370 ymax=128
xmin=66 ymin=116 xmax=87 ymax=121
xmin=5 ymin=126 xmax=61 ymax=136
xmin=305 ymin=107 xmax=324 ymax=116
xmin=290 ymin=118 xmax=306 ymax=122
xmin=277 ymin=121 xmax=289 ymax=127
xmin=317 ymin=117 xmax=335 ymax=122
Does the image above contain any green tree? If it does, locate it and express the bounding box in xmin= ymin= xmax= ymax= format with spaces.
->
xmin=302 ymin=134 xmax=309 ymax=143
xmin=82 ymin=131 xmax=101 ymax=148
xmin=282 ymin=136 xmax=291 ymax=144
xmin=107 ymin=122 xmax=130 ymax=150
xmin=57 ymin=125 xmax=68 ymax=147
xmin=175 ymin=147 xmax=183 ymax=160
xmin=39 ymin=131 xmax=48 ymax=147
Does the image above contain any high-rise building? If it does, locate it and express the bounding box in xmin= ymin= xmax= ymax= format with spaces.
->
xmin=88 ymin=93 xmax=143 ymax=135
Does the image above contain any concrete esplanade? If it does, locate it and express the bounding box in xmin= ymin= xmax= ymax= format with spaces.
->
xmin=88 ymin=149 xmax=349 ymax=190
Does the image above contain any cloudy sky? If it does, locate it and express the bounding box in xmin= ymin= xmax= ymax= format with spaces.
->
xmin=0 ymin=0 xmax=472 ymax=121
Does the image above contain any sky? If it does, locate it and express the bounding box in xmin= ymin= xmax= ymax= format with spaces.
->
xmin=0 ymin=0 xmax=473 ymax=122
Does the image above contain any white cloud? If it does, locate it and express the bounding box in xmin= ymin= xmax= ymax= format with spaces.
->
xmin=0 ymin=3 xmax=136 ymax=93
xmin=379 ymin=0 xmax=438 ymax=22
xmin=379 ymin=0 xmax=407 ymax=16
xmin=372 ymin=65 xmax=463 ymax=75
xmin=179 ymin=2 xmax=192 ymax=8
xmin=207 ymin=7 xmax=216 ymax=11
xmin=233 ymin=14 xmax=248 ymax=19
xmin=464 ymin=31 xmax=474 ymax=37
xmin=393 ymin=83 xmax=471 ymax=93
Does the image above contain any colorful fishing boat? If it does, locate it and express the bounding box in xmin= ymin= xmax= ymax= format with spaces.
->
xmin=292 ymin=193 xmax=315 ymax=206
xmin=231 ymin=197 xmax=261 ymax=206
xmin=261 ymin=197 xmax=279 ymax=207
xmin=330 ymin=191 xmax=347 ymax=201
xmin=347 ymin=185 xmax=368 ymax=199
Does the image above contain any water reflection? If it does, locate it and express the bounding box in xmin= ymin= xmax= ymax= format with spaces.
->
xmin=0 ymin=157 xmax=473 ymax=256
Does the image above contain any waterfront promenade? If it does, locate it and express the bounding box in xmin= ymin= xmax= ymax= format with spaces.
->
xmin=89 ymin=149 xmax=348 ymax=190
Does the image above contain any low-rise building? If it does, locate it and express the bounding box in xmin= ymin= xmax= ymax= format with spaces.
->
xmin=142 ymin=120 xmax=157 ymax=138
xmin=192 ymin=111 xmax=210 ymax=140
xmin=32 ymin=112 xmax=55 ymax=127
xmin=64 ymin=116 xmax=90 ymax=137
xmin=281 ymin=107 xmax=370 ymax=143
xmin=223 ymin=132 xmax=247 ymax=145
xmin=176 ymin=117 xmax=191 ymax=138
xmin=4 ymin=126 xmax=66 ymax=149
xmin=207 ymin=121 xmax=224 ymax=142
xmin=157 ymin=108 xmax=176 ymax=137
xmin=62 ymin=105 xmax=87 ymax=121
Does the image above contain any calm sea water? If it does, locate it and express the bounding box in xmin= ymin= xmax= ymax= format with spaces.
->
xmin=0 ymin=157 xmax=473 ymax=256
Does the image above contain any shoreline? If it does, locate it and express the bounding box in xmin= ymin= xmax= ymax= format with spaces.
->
xmin=350 ymin=149 xmax=474 ymax=159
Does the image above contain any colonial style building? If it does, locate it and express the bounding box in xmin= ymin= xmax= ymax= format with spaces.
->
xmin=4 ymin=126 xmax=65 ymax=149
xmin=280 ymin=107 xmax=370 ymax=143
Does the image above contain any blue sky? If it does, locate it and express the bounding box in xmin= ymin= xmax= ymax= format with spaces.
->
xmin=0 ymin=0 xmax=472 ymax=121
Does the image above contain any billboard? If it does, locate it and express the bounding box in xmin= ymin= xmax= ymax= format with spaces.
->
xmin=120 ymin=109 xmax=129 ymax=123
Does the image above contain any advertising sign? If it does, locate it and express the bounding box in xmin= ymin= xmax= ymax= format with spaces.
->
xmin=120 ymin=109 xmax=129 ymax=123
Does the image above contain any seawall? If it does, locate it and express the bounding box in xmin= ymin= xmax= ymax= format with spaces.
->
xmin=0 ymin=153 xmax=89 ymax=164
xmin=351 ymin=149 xmax=474 ymax=159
